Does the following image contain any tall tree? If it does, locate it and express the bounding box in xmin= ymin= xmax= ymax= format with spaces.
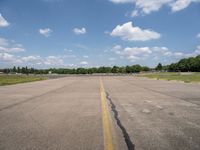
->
xmin=156 ymin=63 xmax=163 ymax=71
xmin=12 ymin=66 xmax=17 ymax=73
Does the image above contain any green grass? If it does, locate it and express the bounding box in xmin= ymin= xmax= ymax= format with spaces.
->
xmin=0 ymin=75 xmax=47 ymax=86
xmin=139 ymin=72 xmax=200 ymax=83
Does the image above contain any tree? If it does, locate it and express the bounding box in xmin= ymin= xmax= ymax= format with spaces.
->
xmin=155 ymin=63 xmax=163 ymax=71
xmin=17 ymin=67 xmax=21 ymax=73
xmin=118 ymin=67 xmax=126 ymax=73
xmin=3 ymin=68 xmax=10 ymax=74
xmin=25 ymin=66 xmax=28 ymax=75
xmin=4 ymin=55 xmax=200 ymax=75
xmin=12 ymin=66 xmax=17 ymax=73
xmin=132 ymin=64 xmax=142 ymax=73
xmin=162 ymin=55 xmax=200 ymax=72
xmin=125 ymin=66 xmax=132 ymax=73
xmin=30 ymin=68 xmax=35 ymax=74
xmin=142 ymin=66 xmax=150 ymax=71
xmin=111 ymin=66 xmax=119 ymax=73
xmin=21 ymin=67 xmax=26 ymax=74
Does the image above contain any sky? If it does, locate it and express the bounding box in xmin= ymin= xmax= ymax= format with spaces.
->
xmin=0 ymin=0 xmax=200 ymax=68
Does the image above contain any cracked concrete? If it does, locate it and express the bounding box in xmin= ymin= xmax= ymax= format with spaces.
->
xmin=0 ymin=76 xmax=200 ymax=150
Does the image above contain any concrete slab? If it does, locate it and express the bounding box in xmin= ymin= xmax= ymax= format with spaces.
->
xmin=0 ymin=76 xmax=200 ymax=150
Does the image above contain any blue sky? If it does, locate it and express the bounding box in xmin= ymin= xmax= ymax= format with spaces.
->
xmin=0 ymin=0 xmax=200 ymax=68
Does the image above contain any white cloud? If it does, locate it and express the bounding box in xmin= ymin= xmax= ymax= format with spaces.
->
xmin=67 ymin=64 xmax=77 ymax=67
xmin=21 ymin=56 xmax=41 ymax=62
xmin=109 ymin=0 xmax=200 ymax=16
xmin=112 ymin=45 xmax=122 ymax=51
xmin=63 ymin=54 xmax=77 ymax=58
xmin=39 ymin=28 xmax=52 ymax=37
xmin=112 ymin=46 xmax=152 ymax=61
xmin=170 ymin=0 xmax=200 ymax=12
xmin=80 ymin=61 xmax=88 ymax=65
xmin=0 ymin=13 xmax=10 ymax=27
xmin=44 ymin=56 xmax=64 ymax=65
xmin=174 ymin=52 xmax=184 ymax=57
xmin=43 ymin=0 xmax=61 ymax=2
xmin=195 ymin=45 xmax=200 ymax=54
xmin=0 ymin=37 xmax=25 ymax=53
xmin=111 ymin=22 xmax=161 ymax=41
xmin=83 ymin=55 xmax=89 ymax=58
xmin=0 ymin=47 xmax=25 ymax=53
xmin=64 ymin=49 xmax=73 ymax=52
xmin=73 ymin=27 xmax=86 ymax=35
xmin=0 ymin=53 xmax=14 ymax=62
xmin=0 ymin=37 xmax=80 ymax=67
xmin=109 ymin=57 xmax=116 ymax=61
xmin=151 ymin=46 xmax=200 ymax=58
xmin=109 ymin=0 xmax=133 ymax=3
xmin=14 ymin=43 xmax=23 ymax=47
xmin=134 ymin=0 xmax=173 ymax=15
xmin=21 ymin=55 xmax=67 ymax=66
xmin=0 ymin=38 xmax=8 ymax=46
xmin=112 ymin=45 xmax=200 ymax=62
xmin=75 ymin=44 xmax=89 ymax=50
xmin=131 ymin=10 xmax=139 ymax=17
xmin=197 ymin=33 xmax=200 ymax=38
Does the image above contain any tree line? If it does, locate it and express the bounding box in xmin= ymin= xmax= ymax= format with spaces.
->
xmin=1 ymin=65 xmax=150 ymax=74
xmin=155 ymin=55 xmax=200 ymax=72
xmin=1 ymin=55 xmax=200 ymax=74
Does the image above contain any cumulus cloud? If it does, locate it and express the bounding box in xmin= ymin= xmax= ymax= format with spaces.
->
xmin=0 ymin=53 xmax=15 ymax=62
xmin=195 ymin=45 xmax=200 ymax=53
xmin=132 ymin=0 xmax=172 ymax=15
xmin=109 ymin=57 xmax=117 ymax=61
xmin=21 ymin=55 xmax=76 ymax=66
xmin=39 ymin=28 xmax=52 ymax=37
xmin=0 ymin=54 xmax=69 ymax=67
xmin=0 ymin=37 xmax=78 ymax=67
xmin=131 ymin=10 xmax=139 ymax=17
xmin=111 ymin=45 xmax=200 ymax=62
xmin=73 ymin=27 xmax=86 ymax=35
xmin=111 ymin=22 xmax=161 ymax=41
xmin=109 ymin=0 xmax=133 ymax=3
xmin=80 ymin=61 xmax=88 ymax=65
xmin=21 ymin=56 xmax=41 ymax=62
xmin=112 ymin=45 xmax=152 ymax=61
xmin=44 ymin=56 xmax=64 ymax=65
xmin=0 ymin=37 xmax=25 ymax=54
xmin=109 ymin=0 xmax=200 ymax=16
xmin=0 ymin=47 xmax=25 ymax=53
xmin=0 ymin=13 xmax=10 ymax=27
xmin=170 ymin=0 xmax=200 ymax=12
xmin=197 ymin=33 xmax=200 ymax=38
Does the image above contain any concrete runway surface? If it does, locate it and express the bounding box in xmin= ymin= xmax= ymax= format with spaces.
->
xmin=0 ymin=76 xmax=200 ymax=150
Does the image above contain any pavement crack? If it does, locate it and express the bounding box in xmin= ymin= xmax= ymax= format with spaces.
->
xmin=106 ymin=91 xmax=135 ymax=150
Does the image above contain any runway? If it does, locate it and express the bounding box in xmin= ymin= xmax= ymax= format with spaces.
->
xmin=0 ymin=76 xmax=200 ymax=150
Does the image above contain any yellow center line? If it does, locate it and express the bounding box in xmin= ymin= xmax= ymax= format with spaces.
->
xmin=100 ymin=78 xmax=114 ymax=150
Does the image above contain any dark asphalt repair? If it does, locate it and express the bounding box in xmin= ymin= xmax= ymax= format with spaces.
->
xmin=106 ymin=92 xmax=135 ymax=150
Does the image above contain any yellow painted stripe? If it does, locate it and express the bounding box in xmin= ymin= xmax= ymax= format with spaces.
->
xmin=100 ymin=79 xmax=114 ymax=150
